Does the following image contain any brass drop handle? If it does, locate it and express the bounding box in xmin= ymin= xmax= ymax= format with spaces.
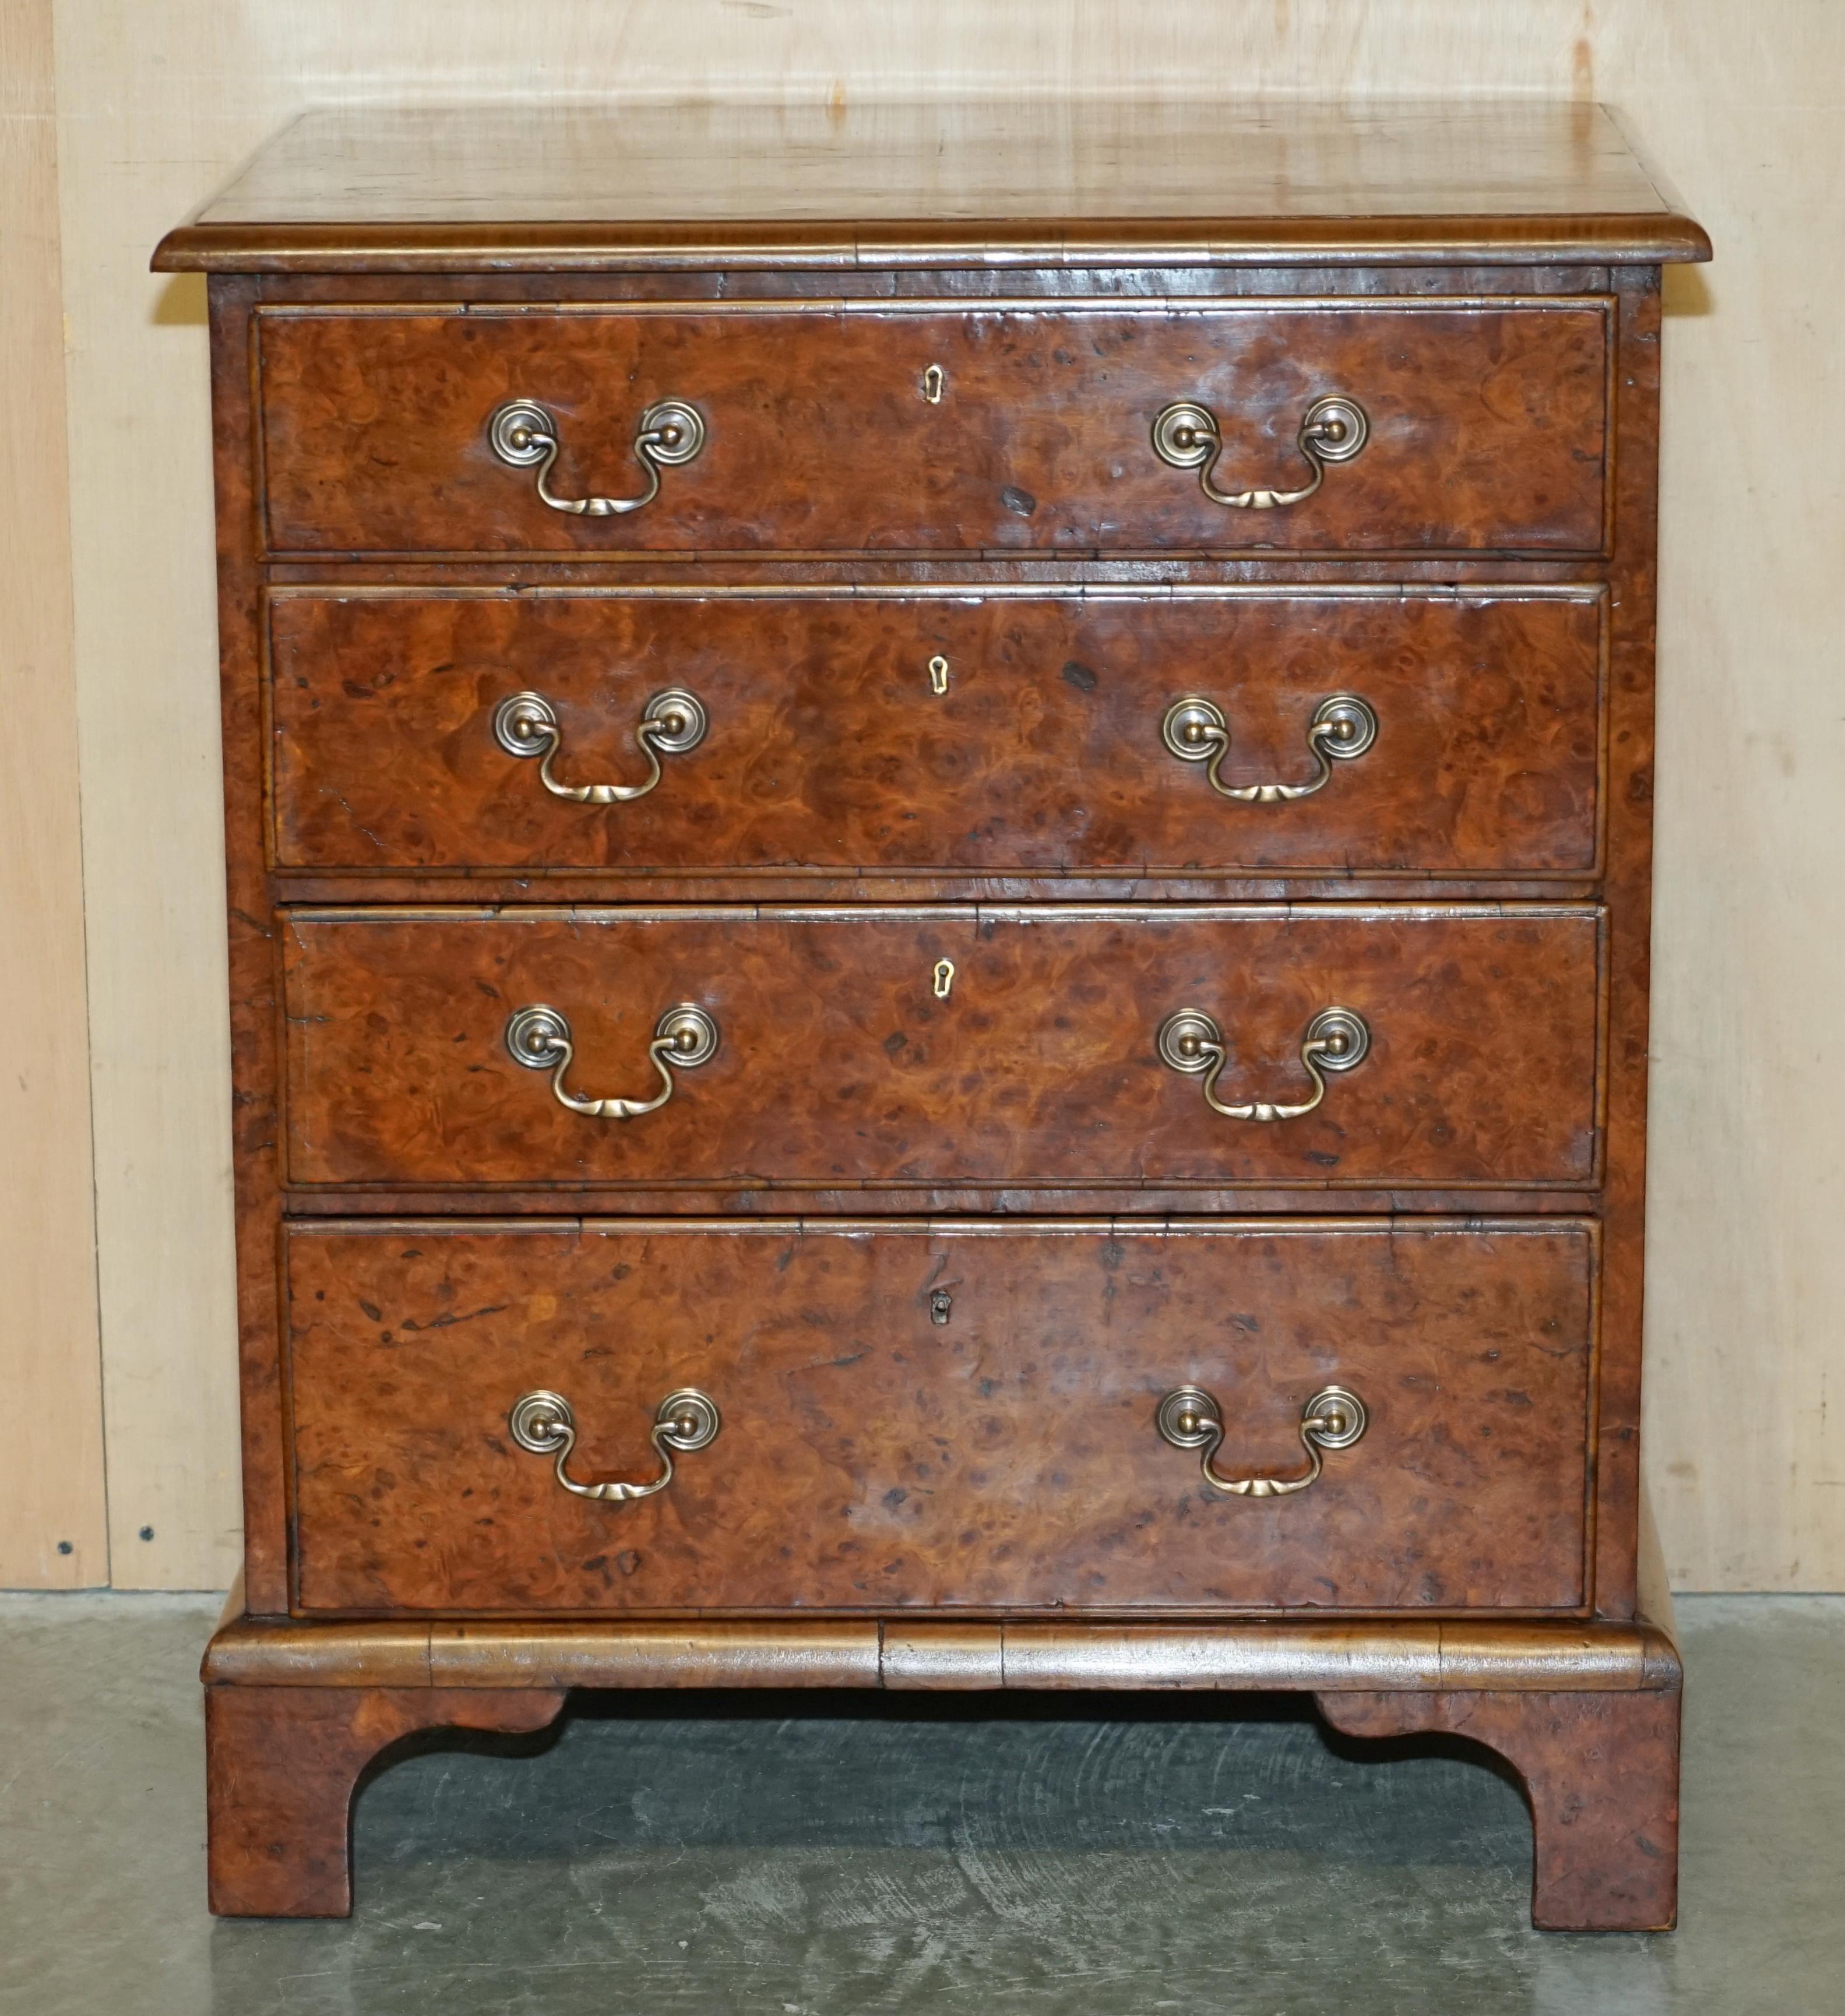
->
xmin=1157 ymin=1006 xmax=1369 ymax=1122
xmin=508 ymin=1387 xmax=720 ymax=1503
xmin=492 ymin=686 xmax=707 ymax=803
xmin=1157 ymin=1384 xmax=1367 ymax=1497
xmin=505 ymin=1002 xmax=719 ymax=1119
xmin=1152 ymin=394 xmax=1368 ymax=509
xmin=1162 ymin=693 xmax=1377 ymax=802
xmin=487 ymin=397 xmax=706 ymax=516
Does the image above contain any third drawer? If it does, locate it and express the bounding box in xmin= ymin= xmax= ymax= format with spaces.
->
xmin=280 ymin=903 xmax=1604 ymax=1190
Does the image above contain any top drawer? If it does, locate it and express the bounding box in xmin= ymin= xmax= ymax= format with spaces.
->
xmin=253 ymin=299 xmax=1612 ymax=557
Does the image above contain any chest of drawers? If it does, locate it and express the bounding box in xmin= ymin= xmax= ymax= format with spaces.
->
xmin=157 ymin=98 xmax=1708 ymax=1932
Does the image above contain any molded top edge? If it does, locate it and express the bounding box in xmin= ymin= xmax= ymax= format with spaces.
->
xmin=154 ymin=98 xmax=1711 ymax=272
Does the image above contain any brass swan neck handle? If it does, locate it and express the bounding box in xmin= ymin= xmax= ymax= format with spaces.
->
xmin=1157 ymin=1384 xmax=1367 ymax=1498
xmin=1157 ymin=1006 xmax=1370 ymax=1123
xmin=488 ymin=398 xmax=706 ymax=517
xmin=492 ymin=686 xmax=708 ymax=805
xmin=1152 ymin=394 xmax=1368 ymax=510
xmin=505 ymin=1003 xmax=719 ymax=1120
xmin=508 ymin=1388 xmax=721 ymax=1504
xmin=1162 ymin=693 xmax=1377 ymax=803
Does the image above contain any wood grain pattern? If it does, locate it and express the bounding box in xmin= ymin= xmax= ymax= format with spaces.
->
xmin=204 ymin=1682 xmax=565 ymax=1915
xmin=1317 ymin=1685 xmax=1681 ymax=1931
xmin=283 ymin=1218 xmax=1596 ymax=1616
xmin=253 ymin=301 xmax=1612 ymax=556
xmin=266 ymin=587 xmax=1605 ymax=879
xmin=152 ymin=99 xmax=1710 ymax=271
xmin=0 ymin=0 xmax=107 ymax=1585
xmin=279 ymin=905 xmax=1604 ymax=1192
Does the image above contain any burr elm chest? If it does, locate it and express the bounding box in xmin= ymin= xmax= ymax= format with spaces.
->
xmin=154 ymin=97 xmax=1709 ymax=1929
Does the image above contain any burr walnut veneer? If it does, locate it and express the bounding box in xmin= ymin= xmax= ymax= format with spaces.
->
xmin=157 ymin=100 xmax=1709 ymax=1930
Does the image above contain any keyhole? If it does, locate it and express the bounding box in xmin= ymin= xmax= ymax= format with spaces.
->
xmin=922 ymin=364 xmax=945 ymax=404
xmin=928 ymin=654 xmax=949 ymax=696
xmin=932 ymin=959 xmax=955 ymax=999
xmin=929 ymin=1289 xmax=953 ymax=1325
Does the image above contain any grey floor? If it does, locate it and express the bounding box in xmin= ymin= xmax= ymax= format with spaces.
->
xmin=1 ymin=1596 xmax=1840 ymax=2015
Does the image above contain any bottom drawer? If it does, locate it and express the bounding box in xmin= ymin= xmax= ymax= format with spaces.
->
xmin=284 ymin=1218 xmax=1594 ymax=1616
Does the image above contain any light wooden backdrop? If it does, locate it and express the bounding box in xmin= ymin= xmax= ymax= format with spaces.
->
xmin=4 ymin=0 xmax=1841 ymax=1589
xmin=0 ymin=0 xmax=105 ymax=1585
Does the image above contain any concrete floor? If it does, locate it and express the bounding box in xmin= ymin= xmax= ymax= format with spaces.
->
xmin=1 ymin=1597 xmax=1840 ymax=2015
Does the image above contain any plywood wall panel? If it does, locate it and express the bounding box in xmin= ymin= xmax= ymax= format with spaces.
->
xmin=39 ymin=0 xmax=1845 ymax=1589
xmin=0 ymin=0 xmax=107 ymax=1587
xmin=50 ymin=4 xmax=245 ymax=1589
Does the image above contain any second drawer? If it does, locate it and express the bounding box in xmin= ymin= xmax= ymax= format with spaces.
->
xmin=280 ymin=904 xmax=1604 ymax=1190
xmin=266 ymin=587 xmax=1604 ymax=879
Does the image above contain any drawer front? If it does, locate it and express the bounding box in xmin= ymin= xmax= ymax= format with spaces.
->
xmin=269 ymin=588 xmax=1604 ymax=878
xmin=285 ymin=1220 xmax=1594 ymax=1615
xmin=281 ymin=905 xmax=1603 ymax=1190
xmin=255 ymin=301 xmax=1610 ymax=555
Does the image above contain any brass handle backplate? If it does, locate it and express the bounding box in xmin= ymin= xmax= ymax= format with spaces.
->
xmin=1152 ymin=394 xmax=1368 ymax=510
xmin=506 ymin=1002 xmax=719 ymax=1119
xmin=1157 ymin=1384 xmax=1367 ymax=1497
xmin=1157 ymin=1005 xmax=1369 ymax=1122
xmin=1162 ymin=693 xmax=1377 ymax=802
xmin=508 ymin=1387 xmax=720 ymax=1504
xmin=488 ymin=398 xmax=706 ymax=516
xmin=492 ymin=686 xmax=707 ymax=803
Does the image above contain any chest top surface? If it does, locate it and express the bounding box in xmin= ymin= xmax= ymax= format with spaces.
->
xmin=153 ymin=97 xmax=1709 ymax=272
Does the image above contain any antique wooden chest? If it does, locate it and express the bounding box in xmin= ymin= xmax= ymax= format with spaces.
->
xmin=155 ymin=98 xmax=1709 ymax=1929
